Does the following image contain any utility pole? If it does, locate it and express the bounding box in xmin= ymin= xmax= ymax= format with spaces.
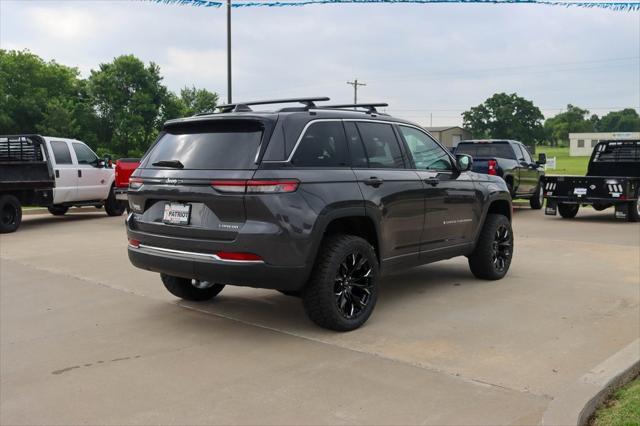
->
xmin=347 ymin=79 xmax=366 ymax=105
xmin=430 ymin=113 xmax=433 ymax=126
xmin=227 ymin=0 xmax=232 ymax=103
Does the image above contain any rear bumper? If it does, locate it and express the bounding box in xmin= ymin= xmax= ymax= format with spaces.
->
xmin=114 ymin=187 xmax=128 ymax=201
xmin=127 ymin=242 xmax=309 ymax=291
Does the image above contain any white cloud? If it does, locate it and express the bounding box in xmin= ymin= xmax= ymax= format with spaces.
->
xmin=1 ymin=0 xmax=638 ymax=126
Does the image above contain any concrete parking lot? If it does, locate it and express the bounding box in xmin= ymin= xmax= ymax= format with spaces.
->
xmin=1 ymin=207 xmax=638 ymax=425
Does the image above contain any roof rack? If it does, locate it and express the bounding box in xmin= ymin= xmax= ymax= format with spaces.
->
xmin=317 ymin=103 xmax=389 ymax=114
xmin=215 ymin=97 xmax=330 ymax=113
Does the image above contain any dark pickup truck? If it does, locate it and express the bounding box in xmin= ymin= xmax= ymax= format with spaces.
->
xmin=544 ymin=139 xmax=640 ymax=222
xmin=0 ymin=135 xmax=55 ymax=233
xmin=454 ymin=140 xmax=546 ymax=209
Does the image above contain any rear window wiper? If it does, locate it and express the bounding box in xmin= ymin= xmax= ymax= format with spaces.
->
xmin=152 ymin=160 xmax=184 ymax=169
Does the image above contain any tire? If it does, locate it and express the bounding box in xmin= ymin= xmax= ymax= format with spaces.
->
xmin=529 ymin=182 xmax=544 ymax=210
xmin=160 ymin=274 xmax=225 ymax=301
xmin=48 ymin=205 xmax=69 ymax=216
xmin=277 ymin=290 xmax=301 ymax=297
xmin=628 ymin=198 xmax=640 ymax=222
xmin=104 ymin=186 xmax=126 ymax=216
xmin=302 ymin=234 xmax=379 ymax=331
xmin=0 ymin=194 xmax=22 ymax=233
xmin=468 ymin=214 xmax=514 ymax=280
xmin=558 ymin=203 xmax=579 ymax=219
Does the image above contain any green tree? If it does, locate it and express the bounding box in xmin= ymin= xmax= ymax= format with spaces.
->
xmin=462 ymin=93 xmax=545 ymax=148
xmin=543 ymin=104 xmax=595 ymax=146
xmin=596 ymin=108 xmax=640 ymax=132
xmin=88 ymin=55 xmax=169 ymax=156
xmin=180 ymin=86 xmax=219 ymax=116
xmin=0 ymin=49 xmax=95 ymax=143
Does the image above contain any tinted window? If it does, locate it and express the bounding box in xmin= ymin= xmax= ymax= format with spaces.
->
xmin=72 ymin=143 xmax=98 ymax=165
xmin=146 ymin=121 xmax=263 ymax=170
xmin=455 ymin=142 xmax=516 ymax=160
xmin=51 ymin=141 xmax=72 ymax=165
xmin=344 ymin=122 xmax=367 ymax=168
xmin=518 ymin=144 xmax=533 ymax=163
xmin=399 ymin=126 xmax=452 ymax=171
xmin=291 ymin=121 xmax=347 ymax=167
xmin=592 ymin=141 xmax=640 ymax=162
xmin=356 ymin=122 xmax=404 ymax=168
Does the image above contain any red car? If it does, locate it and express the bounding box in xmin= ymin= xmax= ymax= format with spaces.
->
xmin=114 ymin=158 xmax=140 ymax=201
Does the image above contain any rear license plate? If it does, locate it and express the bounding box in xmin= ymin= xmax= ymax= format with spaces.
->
xmin=163 ymin=203 xmax=191 ymax=225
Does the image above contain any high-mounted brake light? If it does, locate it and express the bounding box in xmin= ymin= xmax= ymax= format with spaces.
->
xmin=129 ymin=177 xmax=143 ymax=190
xmin=488 ymin=159 xmax=498 ymax=176
xmin=211 ymin=179 xmax=299 ymax=194
xmin=215 ymin=252 xmax=263 ymax=262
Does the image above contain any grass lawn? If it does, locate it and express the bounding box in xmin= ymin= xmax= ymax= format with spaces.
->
xmin=537 ymin=146 xmax=589 ymax=176
xmin=592 ymin=377 xmax=640 ymax=426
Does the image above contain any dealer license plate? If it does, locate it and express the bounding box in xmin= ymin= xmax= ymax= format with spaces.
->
xmin=163 ymin=203 xmax=191 ymax=225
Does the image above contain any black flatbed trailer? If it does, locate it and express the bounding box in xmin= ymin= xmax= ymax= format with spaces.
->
xmin=544 ymin=139 xmax=640 ymax=222
xmin=0 ymin=135 xmax=55 ymax=233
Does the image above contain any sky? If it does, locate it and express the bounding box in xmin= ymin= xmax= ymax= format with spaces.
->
xmin=1 ymin=0 xmax=639 ymax=126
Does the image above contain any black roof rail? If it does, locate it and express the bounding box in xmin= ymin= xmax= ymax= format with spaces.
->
xmin=216 ymin=97 xmax=330 ymax=113
xmin=317 ymin=103 xmax=389 ymax=114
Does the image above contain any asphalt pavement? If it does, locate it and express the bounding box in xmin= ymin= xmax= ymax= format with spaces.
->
xmin=1 ymin=206 xmax=638 ymax=425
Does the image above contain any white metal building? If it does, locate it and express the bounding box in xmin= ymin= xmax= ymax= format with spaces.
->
xmin=569 ymin=132 xmax=640 ymax=156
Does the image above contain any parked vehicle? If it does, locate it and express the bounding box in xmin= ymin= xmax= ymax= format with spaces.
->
xmin=544 ymin=139 xmax=640 ymax=222
xmin=454 ymin=140 xmax=546 ymax=209
xmin=126 ymin=97 xmax=514 ymax=331
xmin=0 ymin=135 xmax=126 ymax=233
xmin=114 ymin=158 xmax=140 ymax=201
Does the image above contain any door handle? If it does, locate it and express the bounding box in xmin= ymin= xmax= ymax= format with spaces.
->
xmin=55 ymin=170 xmax=60 ymax=178
xmin=364 ymin=177 xmax=384 ymax=187
xmin=424 ymin=177 xmax=439 ymax=186
xmin=78 ymin=170 xmax=82 ymax=178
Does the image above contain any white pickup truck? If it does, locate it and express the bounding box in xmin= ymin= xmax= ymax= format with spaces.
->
xmin=0 ymin=135 xmax=126 ymax=233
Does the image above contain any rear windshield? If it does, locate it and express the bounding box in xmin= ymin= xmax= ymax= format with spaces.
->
xmin=591 ymin=141 xmax=640 ymax=163
xmin=455 ymin=142 xmax=515 ymax=160
xmin=145 ymin=121 xmax=264 ymax=170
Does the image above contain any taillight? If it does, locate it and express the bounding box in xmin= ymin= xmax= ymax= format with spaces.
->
xmin=215 ymin=252 xmax=263 ymax=262
xmin=129 ymin=177 xmax=143 ymax=190
xmin=128 ymin=239 xmax=140 ymax=248
xmin=246 ymin=180 xmax=299 ymax=193
xmin=488 ymin=159 xmax=497 ymax=176
xmin=211 ymin=179 xmax=299 ymax=194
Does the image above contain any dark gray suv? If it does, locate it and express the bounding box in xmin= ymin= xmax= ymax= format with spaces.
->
xmin=126 ymin=97 xmax=513 ymax=331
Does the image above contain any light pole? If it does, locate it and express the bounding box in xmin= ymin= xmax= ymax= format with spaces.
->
xmin=227 ymin=0 xmax=232 ymax=103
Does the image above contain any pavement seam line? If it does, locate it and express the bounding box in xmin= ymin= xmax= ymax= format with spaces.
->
xmin=0 ymin=256 xmax=551 ymax=400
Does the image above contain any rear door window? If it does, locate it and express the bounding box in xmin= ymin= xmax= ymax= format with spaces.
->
xmin=291 ymin=121 xmax=348 ymax=167
xmin=356 ymin=122 xmax=405 ymax=168
xmin=51 ymin=141 xmax=73 ymax=165
xmin=146 ymin=121 xmax=264 ymax=170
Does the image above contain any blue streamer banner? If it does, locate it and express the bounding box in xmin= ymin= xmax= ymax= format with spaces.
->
xmin=149 ymin=0 xmax=640 ymax=11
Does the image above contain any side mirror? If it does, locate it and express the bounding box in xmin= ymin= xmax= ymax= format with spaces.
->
xmin=103 ymin=155 xmax=113 ymax=168
xmin=537 ymin=153 xmax=547 ymax=165
xmin=456 ymin=154 xmax=473 ymax=172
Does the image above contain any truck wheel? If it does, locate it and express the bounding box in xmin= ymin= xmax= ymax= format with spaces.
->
xmin=104 ymin=187 xmax=126 ymax=216
xmin=529 ymin=182 xmax=544 ymax=210
xmin=0 ymin=195 xmax=22 ymax=234
xmin=628 ymin=198 xmax=640 ymax=222
xmin=558 ymin=203 xmax=579 ymax=219
xmin=161 ymin=274 xmax=225 ymax=301
xmin=302 ymin=234 xmax=379 ymax=331
xmin=47 ymin=205 xmax=69 ymax=216
xmin=468 ymin=214 xmax=513 ymax=280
